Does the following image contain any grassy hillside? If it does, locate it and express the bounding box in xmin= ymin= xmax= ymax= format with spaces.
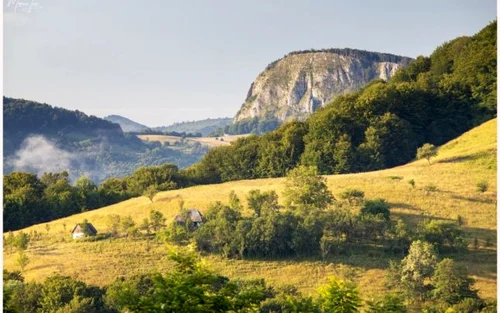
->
xmin=4 ymin=118 xmax=496 ymax=300
xmin=137 ymin=134 xmax=250 ymax=148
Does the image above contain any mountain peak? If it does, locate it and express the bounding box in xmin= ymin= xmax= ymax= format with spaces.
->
xmin=233 ymin=48 xmax=413 ymax=130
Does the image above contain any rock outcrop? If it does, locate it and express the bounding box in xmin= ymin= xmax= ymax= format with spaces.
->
xmin=234 ymin=49 xmax=413 ymax=124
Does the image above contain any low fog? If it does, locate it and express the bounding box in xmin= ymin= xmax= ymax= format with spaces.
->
xmin=6 ymin=135 xmax=93 ymax=182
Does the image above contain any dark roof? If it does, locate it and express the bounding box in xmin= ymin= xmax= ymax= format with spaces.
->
xmin=174 ymin=209 xmax=203 ymax=223
xmin=71 ymin=223 xmax=98 ymax=234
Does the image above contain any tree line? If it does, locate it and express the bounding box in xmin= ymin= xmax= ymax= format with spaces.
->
xmin=3 ymin=163 xmax=182 ymax=231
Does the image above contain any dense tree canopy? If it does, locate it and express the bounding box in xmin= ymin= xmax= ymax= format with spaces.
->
xmin=185 ymin=21 xmax=496 ymax=182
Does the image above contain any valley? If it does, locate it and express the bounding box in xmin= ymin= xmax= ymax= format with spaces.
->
xmin=4 ymin=119 xmax=497 ymax=301
xmin=3 ymin=16 xmax=497 ymax=312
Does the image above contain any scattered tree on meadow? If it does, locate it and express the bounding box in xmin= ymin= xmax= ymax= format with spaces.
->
xmin=105 ymin=214 xmax=121 ymax=236
xmin=283 ymin=165 xmax=333 ymax=209
xmin=120 ymin=216 xmax=137 ymax=238
xmin=417 ymin=143 xmax=438 ymax=165
xmin=16 ymin=251 xmax=30 ymax=273
xmin=149 ymin=210 xmax=166 ymax=232
xmin=143 ymin=185 xmax=158 ymax=203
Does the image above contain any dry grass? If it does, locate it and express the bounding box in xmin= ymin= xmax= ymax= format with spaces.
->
xmin=4 ymin=119 xmax=497 ymax=300
xmin=137 ymin=134 xmax=250 ymax=148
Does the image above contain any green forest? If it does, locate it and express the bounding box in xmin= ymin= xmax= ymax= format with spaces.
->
xmin=192 ymin=21 xmax=496 ymax=180
xmin=4 ymin=167 xmax=496 ymax=312
xmin=3 ymin=21 xmax=496 ymax=232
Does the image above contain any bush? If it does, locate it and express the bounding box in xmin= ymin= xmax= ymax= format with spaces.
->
xmin=339 ymin=189 xmax=365 ymax=205
xmin=476 ymin=181 xmax=488 ymax=193
xmin=424 ymin=184 xmax=438 ymax=193
xmin=361 ymin=199 xmax=390 ymax=220
xmin=408 ymin=179 xmax=416 ymax=188
xmin=366 ymin=293 xmax=407 ymax=312
xmin=419 ymin=220 xmax=466 ymax=251
xmin=159 ymin=223 xmax=189 ymax=244
xmin=417 ymin=143 xmax=438 ymax=164
xmin=317 ymin=277 xmax=361 ymax=312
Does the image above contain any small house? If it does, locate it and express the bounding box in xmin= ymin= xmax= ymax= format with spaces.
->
xmin=71 ymin=223 xmax=98 ymax=239
xmin=174 ymin=209 xmax=204 ymax=228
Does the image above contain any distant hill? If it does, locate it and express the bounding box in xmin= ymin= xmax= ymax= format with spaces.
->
xmin=228 ymin=48 xmax=413 ymax=134
xmin=3 ymin=98 xmax=208 ymax=182
xmin=153 ymin=117 xmax=233 ymax=136
xmin=103 ymin=115 xmax=150 ymax=133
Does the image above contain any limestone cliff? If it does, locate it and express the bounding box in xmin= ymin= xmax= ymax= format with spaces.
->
xmin=234 ymin=49 xmax=412 ymax=124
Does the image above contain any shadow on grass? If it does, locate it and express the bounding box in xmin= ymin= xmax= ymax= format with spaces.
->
xmin=450 ymin=194 xmax=495 ymax=204
xmin=434 ymin=189 xmax=495 ymax=204
xmin=463 ymin=226 xmax=497 ymax=243
xmin=392 ymin=212 xmax=455 ymax=226
xmin=31 ymin=246 xmax=61 ymax=256
xmin=387 ymin=202 xmax=421 ymax=211
xmin=437 ymin=154 xmax=480 ymax=164
xmin=156 ymin=194 xmax=182 ymax=203
xmin=29 ymin=263 xmax=64 ymax=271
xmin=449 ymin=249 xmax=497 ymax=280
xmin=216 ymin=244 xmax=402 ymax=272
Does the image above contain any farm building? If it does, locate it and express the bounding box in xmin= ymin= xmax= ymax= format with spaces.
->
xmin=174 ymin=209 xmax=204 ymax=228
xmin=71 ymin=222 xmax=98 ymax=239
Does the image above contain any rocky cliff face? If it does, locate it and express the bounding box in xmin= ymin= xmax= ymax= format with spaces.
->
xmin=234 ymin=49 xmax=413 ymax=124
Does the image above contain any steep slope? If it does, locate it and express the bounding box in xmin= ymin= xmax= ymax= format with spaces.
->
xmin=103 ymin=115 xmax=150 ymax=133
xmin=4 ymin=118 xmax=496 ymax=299
xmin=232 ymin=49 xmax=412 ymax=131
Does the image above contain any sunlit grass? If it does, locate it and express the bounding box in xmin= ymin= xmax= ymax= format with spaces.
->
xmin=137 ymin=134 xmax=250 ymax=148
xmin=4 ymin=119 xmax=496 ymax=300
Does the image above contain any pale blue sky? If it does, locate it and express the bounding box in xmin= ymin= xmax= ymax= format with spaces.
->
xmin=4 ymin=0 xmax=496 ymax=126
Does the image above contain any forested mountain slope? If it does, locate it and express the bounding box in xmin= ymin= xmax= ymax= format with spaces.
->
xmin=193 ymin=21 xmax=496 ymax=181
xmin=3 ymin=98 xmax=207 ymax=183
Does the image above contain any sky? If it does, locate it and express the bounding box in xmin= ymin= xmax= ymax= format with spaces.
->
xmin=3 ymin=0 xmax=497 ymax=127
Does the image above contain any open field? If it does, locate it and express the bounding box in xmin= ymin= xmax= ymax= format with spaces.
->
xmin=4 ymin=119 xmax=497 ymax=300
xmin=137 ymin=134 xmax=250 ymax=148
